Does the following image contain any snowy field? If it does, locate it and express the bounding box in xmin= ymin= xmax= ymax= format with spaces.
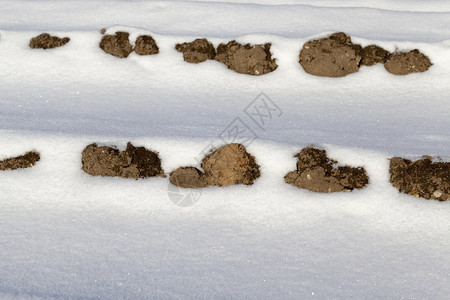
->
xmin=0 ymin=0 xmax=449 ymax=299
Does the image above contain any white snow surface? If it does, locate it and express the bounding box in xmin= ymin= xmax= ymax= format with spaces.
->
xmin=0 ymin=1 xmax=449 ymax=299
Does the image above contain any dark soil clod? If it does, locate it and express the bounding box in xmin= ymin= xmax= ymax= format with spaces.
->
xmin=81 ymin=142 xmax=164 ymax=179
xmin=384 ymin=49 xmax=432 ymax=75
xmin=361 ymin=45 xmax=391 ymax=66
xmin=125 ymin=143 xmax=164 ymax=177
xmin=169 ymin=143 xmax=260 ymax=188
xmin=29 ymin=33 xmax=70 ymax=49
xmin=175 ymin=38 xmax=216 ymax=63
xmin=99 ymin=31 xmax=133 ymax=58
xmin=0 ymin=151 xmax=40 ymax=171
xmin=215 ymin=41 xmax=278 ymax=75
xmin=389 ymin=157 xmax=449 ymax=201
xmin=285 ymin=147 xmax=369 ymax=193
xmin=299 ymin=32 xmax=363 ymax=77
xmin=134 ymin=35 xmax=159 ymax=56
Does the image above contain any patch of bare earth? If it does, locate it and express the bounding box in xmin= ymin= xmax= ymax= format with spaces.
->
xmin=81 ymin=142 xmax=164 ymax=179
xmin=170 ymin=143 xmax=260 ymax=188
xmin=175 ymin=38 xmax=216 ymax=63
xmin=100 ymin=31 xmax=133 ymax=58
xmin=360 ymin=45 xmax=391 ymax=66
xmin=169 ymin=167 xmax=208 ymax=188
xmin=0 ymin=151 xmax=40 ymax=171
xmin=99 ymin=31 xmax=159 ymax=58
xmin=29 ymin=33 xmax=70 ymax=49
xmin=215 ymin=41 xmax=278 ymax=75
xmin=390 ymin=157 xmax=449 ymax=201
xmin=134 ymin=35 xmax=159 ymax=55
xmin=285 ymin=147 xmax=368 ymax=193
xmin=299 ymin=32 xmax=363 ymax=77
xmin=384 ymin=50 xmax=432 ymax=75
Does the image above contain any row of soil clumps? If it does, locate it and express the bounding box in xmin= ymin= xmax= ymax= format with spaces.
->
xmin=1 ymin=143 xmax=448 ymax=201
xmin=28 ymin=31 xmax=432 ymax=76
xmin=176 ymin=38 xmax=277 ymax=75
xmin=29 ymin=32 xmax=159 ymax=58
xmin=300 ymin=32 xmax=432 ymax=76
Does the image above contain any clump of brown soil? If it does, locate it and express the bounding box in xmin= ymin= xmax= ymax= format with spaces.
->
xmin=169 ymin=167 xmax=208 ymax=188
xmin=361 ymin=45 xmax=391 ymax=66
xmin=0 ymin=151 xmax=40 ymax=171
xmin=285 ymin=147 xmax=369 ymax=193
xmin=384 ymin=49 xmax=432 ymax=75
xmin=299 ymin=32 xmax=432 ymax=76
xmin=389 ymin=157 xmax=449 ymax=201
xmin=29 ymin=33 xmax=70 ymax=49
xmin=202 ymin=143 xmax=261 ymax=186
xmin=169 ymin=143 xmax=260 ymax=188
xmin=215 ymin=41 xmax=278 ymax=75
xmin=99 ymin=32 xmax=133 ymax=58
xmin=299 ymin=32 xmax=363 ymax=77
xmin=175 ymin=38 xmax=216 ymax=63
xmin=81 ymin=142 xmax=164 ymax=179
xmin=134 ymin=35 xmax=159 ymax=55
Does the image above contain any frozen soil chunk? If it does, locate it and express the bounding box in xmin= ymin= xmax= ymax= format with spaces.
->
xmin=384 ymin=49 xmax=432 ymax=75
xmin=299 ymin=32 xmax=362 ymax=77
xmin=169 ymin=167 xmax=207 ymax=188
xmin=215 ymin=41 xmax=278 ymax=75
xmin=361 ymin=45 xmax=391 ymax=66
xmin=175 ymin=38 xmax=216 ymax=63
xmin=169 ymin=143 xmax=260 ymax=188
xmin=0 ymin=151 xmax=40 ymax=171
xmin=126 ymin=143 xmax=164 ymax=178
xmin=134 ymin=35 xmax=159 ymax=55
xmin=389 ymin=157 xmax=449 ymax=201
xmin=285 ymin=147 xmax=368 ymax=193
xmin=202 ymin=143 xmax=261 ymax=186
xmin=29 ymin=33 xmax=70 ymax=49
xmin=99 ymin=31 xmax=133 ymax=58
xmin=81 ymin=142 xmax=164 ymax=179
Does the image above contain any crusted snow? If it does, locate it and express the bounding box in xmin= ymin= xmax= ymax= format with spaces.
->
xmin=0 ymin=0 xmax=449 ymax=299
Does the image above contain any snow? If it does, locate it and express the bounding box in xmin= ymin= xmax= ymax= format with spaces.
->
xmin=185 ymin=0 xmax=450 ymax=12
xmin=1 ymin=28 xmax=448 ymax=154
xmin=1 ymin=133 xmax=449 ymax=298
xmin=1 ymin=1 xmax=450 ymax=41
xmin=0 ymin=0 xmax=449 ymax=299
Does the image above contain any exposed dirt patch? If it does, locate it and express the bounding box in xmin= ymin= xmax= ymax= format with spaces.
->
xmin=0 ymin=151 xmax=40 ymax=171
xmin=169 ymin=167 xmax=207 ymax=188
xmin=285 ymin=147 xmax=369 ymax=193
xmin=175 ymin=38 xmax=216 ymax=63
xmin=384 ymin=49 xmax=432 ymax=75
xmin=99 ymin=32 xmax=133 ymax=58
xmin=215 ymin=41 xmax=278 ymax=75
xmin=361 ymin=45 xmax=391 ymax=66
xmin=170 ymin=143 xmax=260 ymax=188
xmin=134 ymin=35 xmax=159 ymax=56
xmin=81 ymin=142 xmax=164 ymax=179
xmin=202 ymin=143 xmax=261 ymax=186
xmin=389 ymin=157 xmax=449 ymax=201
xmin=29 ymin=33 xmax=70 ymax=49
xmin=299 ymin=32 xmax=363 ymax=77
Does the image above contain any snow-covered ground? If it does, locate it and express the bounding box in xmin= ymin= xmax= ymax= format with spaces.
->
xmin=0 ymin=0 xmax=449 ymax=298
